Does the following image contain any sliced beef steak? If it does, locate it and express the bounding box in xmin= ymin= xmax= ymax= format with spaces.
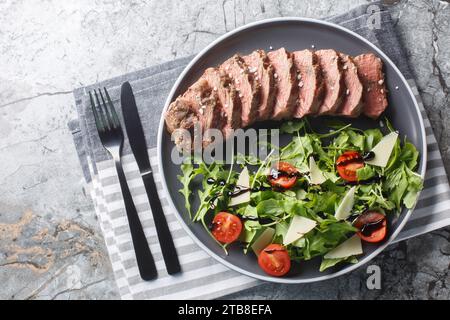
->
xmin=267 ymin=48 xmax=298 ymax=120
xmin=316 ymin=49 xmax=344 ymax=115
xmin=242 ymin=50 xmax=276 ymax=121
xmin=182 ymin=78 xmax=227 ymax=146
xmin=203 ymin=67 xmax=242 ymax=137
xmin=337 ymin=53 xmax=363 ymax=117
xmin=220 ymin=55 xmax=260 ymax=127
xmin=353 ymin=53 xmax=388 ymax=119
xmin=165 ymin=97 xmax=199 ymax=134
xmin=165 ymin=97 xmax=200 ymax=150
xmin=292 ymin=49 xmax=324 ymax=118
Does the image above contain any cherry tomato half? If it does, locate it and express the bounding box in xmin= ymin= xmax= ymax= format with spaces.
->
xmin=336 ymin=151 xmax=365 ymax=182
xmin=258 ymin=244 xmax=291 ymax=277
xmin=211 ymin=212 xmax=243 ymax=244
xmin=354 ymin=211 xmax=387 ymax=243
xmin=267 ymin=162 xmax=299 ymax=189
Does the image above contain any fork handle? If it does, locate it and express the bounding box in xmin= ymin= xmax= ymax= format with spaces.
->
xmin=115 ymin=160 xmax=157 ymax=281
xmin=142 ymin=172 xmax=181 ymax=275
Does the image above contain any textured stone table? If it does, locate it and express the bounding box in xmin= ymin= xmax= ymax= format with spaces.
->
xmin=0 ymin=0 xmax=449 ymax=300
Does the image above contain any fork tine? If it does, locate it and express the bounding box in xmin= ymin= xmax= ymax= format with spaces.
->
xmin=89 ymin=91 xmax=104 ymax=133
xmin=104 ymin=87 xmax=121 ymax=129
xmin=98 ymin=89 xmax=115 ymax=129
xmin=94 ymin=89 xmax=110 ymax=131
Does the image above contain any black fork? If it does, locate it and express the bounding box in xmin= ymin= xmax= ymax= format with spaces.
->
xmin=90 ymin=88 xmax=157 ymax=281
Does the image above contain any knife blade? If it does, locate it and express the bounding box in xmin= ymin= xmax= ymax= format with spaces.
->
xmin=121 ymin=81 xmax=181 ymax=275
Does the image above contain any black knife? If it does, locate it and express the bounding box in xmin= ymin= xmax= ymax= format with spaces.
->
xmin=121 ymin=81 xmax=181 ymax=275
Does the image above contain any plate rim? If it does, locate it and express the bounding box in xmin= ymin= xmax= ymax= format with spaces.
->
xmin=157 ymin=17 xmax=427 ymax=284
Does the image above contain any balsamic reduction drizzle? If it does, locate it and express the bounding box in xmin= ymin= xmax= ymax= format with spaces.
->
xmin=360 ymin=219 xmax=385 ymax=237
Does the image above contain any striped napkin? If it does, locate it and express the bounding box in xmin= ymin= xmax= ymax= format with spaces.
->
xmin=69 ymin=3 xmax=450 ymax=300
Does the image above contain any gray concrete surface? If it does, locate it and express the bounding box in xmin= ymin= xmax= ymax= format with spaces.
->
xmin=0 ymin=0 xmax=449 ymax=300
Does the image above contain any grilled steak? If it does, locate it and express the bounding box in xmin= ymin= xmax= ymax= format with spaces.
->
xmin=267 ymin=48 xmax=298 ymax=120
xmin=165 ymin=48 xmax=391 ymax=149
xmin=220 ymin=55 xmax=260 ymax=127
xmin=353 ymin=53 xmax=388 ymax=119
xmin=202 ymin=67 xmax=242 ymax=137
xmin=292 ymin=49 xmax=324 ymax=118
xmin=183 ymin=78 xmax=226 ymax=128
xmin=165 ymin=97 xmax=199 ymax=134
xmin=337 ymin=53 xmax=363 ymax=117
xmin=242 ymin=50 xmax=276 ymax=121
xmin=316 ymin=49 xmax=344 ymax=115
xmin=165 ymin=97 xmax=200 ymax=150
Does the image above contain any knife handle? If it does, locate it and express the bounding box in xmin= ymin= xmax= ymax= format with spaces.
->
xmin=142 ymin=172 xmax=181 ymax=275
xmin=115 ymin=160 xmax=158 ymax=281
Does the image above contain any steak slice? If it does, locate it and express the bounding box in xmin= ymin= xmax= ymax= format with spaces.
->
xmin=165 ymin=97 xmax=200 ymax=150
xmin=242 ymin=50 xmax=276 ymax=121
xmin=203 ymin=67 xmax=242 ymax=138
xmin=337 ymin=53 xmax=363 ymax=117
xmin=353 ymin=53 xmax=388 ymax=119
xmin=267 ymin=48 xmax=298 ymax=120
xmin=165 ymin=97 xmax=199 ymax=134
xmin=292 ymin=49 xmax=324 ymax=118
xmin=316 ymin=49 xmax=344 ymax=115
xmin=182 ymin=78 xmax=227 ymax=146
xmin=220 ymin=55 xmax=260 ymax=127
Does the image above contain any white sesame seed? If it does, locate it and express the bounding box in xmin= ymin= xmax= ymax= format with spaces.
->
xmin=395 ymin=86 xmax=399 ymax=90
xmin=255 ymin=76 xmax=259 ymax=81
xmin=311 ymin=44 xmax=315 ymax=49
xmin=199 ymin=108 xmax=204 ymax=115
xmin=346 ymin=89 xmax=350 ymax=95
xmin=343 ymin=65 xmax=348 ymax=70
xmin=297 ymin=74 xmax=302 ymax=80
xmin=274 ymin=73 xmax=278 ymax=79
xmin=299 ymin=81 xmax=304 ymax=88
xmin=380 ymin=89 xmax=384 ymax=94
xmin=367 ymin=87 xmax=371 ymax=92
xmin=378 ymin=79 xmax=384 ymax=85
xmin=330 ymin=86 xmax=334 ymax=91
xmin=213 ymin=87 xmax=218 ymax=91
xmin=224 ymin=104 xmax=228 ymax=108
xmin=239 ymin=93 xmax=243 ymax=98
xmin=269 ymin=46 xmax=273 ymax=50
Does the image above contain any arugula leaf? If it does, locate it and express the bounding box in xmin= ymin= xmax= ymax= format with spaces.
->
xmin=364 ymin=128 xmax=383 ymax=151
xmin=281 ymin=120 xmax=305 ymax=134
xmin=320 ymin=256 xmax=358 ymax=272
xmin=347 ymin=130 xmax=365 ymax=151
xmin=399 ymin=141 xmax=419 ymax=170
xmin=178 ymin=163 xmax=194 ymax=216
xmin=256 ymin=199 xmax=284 ymax=217
xmin=357 ymin=165 xmax=376 ymax=181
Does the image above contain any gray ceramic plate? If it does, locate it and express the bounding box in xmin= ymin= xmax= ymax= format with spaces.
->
xmin=157 ymin=18 xmax=427 ymax=283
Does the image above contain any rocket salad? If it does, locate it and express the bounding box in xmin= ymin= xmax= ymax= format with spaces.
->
xmin=178 ymin=120 xmax=423 ymax=276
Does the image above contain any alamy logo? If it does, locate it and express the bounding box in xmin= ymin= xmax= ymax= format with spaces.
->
xmin=366 ymin=265 xmax=381 ymax=290
xmin=171 ymin=125 xmax=280 ymax=165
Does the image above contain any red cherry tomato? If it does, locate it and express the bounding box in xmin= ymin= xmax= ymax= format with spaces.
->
xmin=354 ymin=211 xmax=387 ymax=243
xmin=211 ymin=212 xmax=243 ymax=244
xmin=258 ymin=244 xmax=291 ymax=277
xmin=267 ymin=162 xmax=299 ymax=189
xmin=336 ymin=151 xmax=365 ymax=182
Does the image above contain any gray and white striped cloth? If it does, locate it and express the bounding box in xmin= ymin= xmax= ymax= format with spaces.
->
xmin=87 ymin=86 xmax=450 ymax=299
xmin=70 ymin=3 xmax=450 ymax=300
